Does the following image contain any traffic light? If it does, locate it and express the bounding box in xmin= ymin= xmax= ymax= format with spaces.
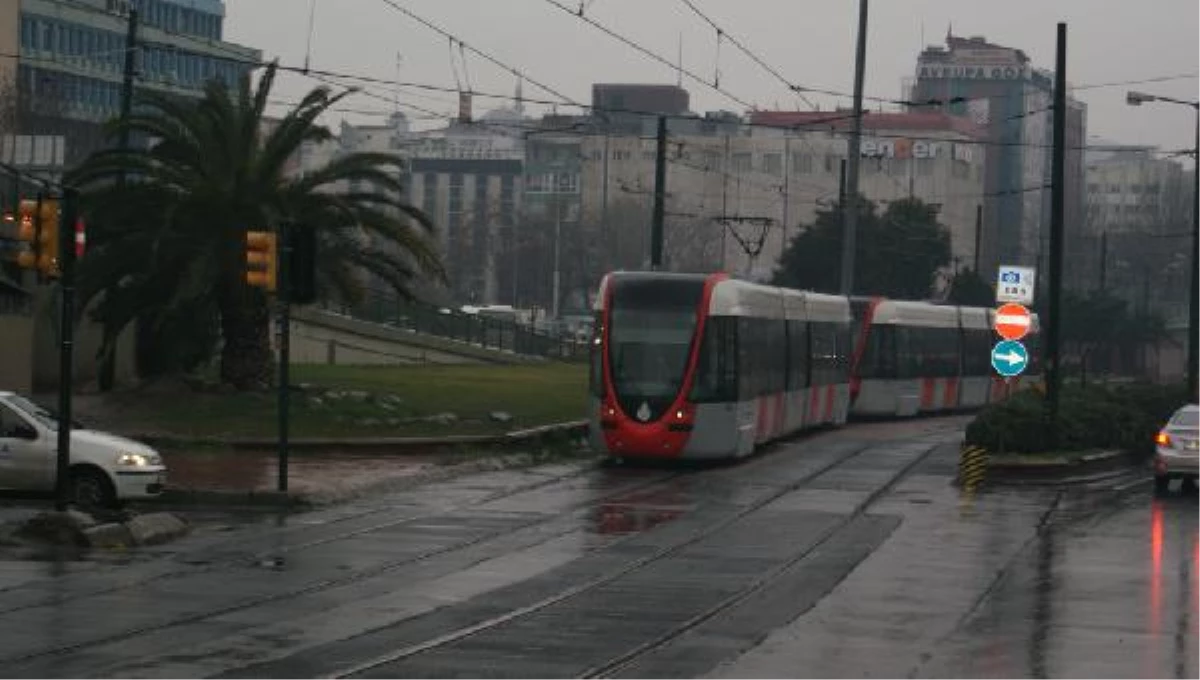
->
xmin=289 ymin=223 xmax=318 ymax=305
xmin=14 ymin=199 xmax=38 ymax=270
xmin=36 ymin=198 xmax=61 ymax=278
xmin=245 ymin=230 xmax=277 ymax=292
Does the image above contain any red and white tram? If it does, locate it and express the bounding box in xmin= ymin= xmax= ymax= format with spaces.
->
xmin=588 ymin=271 xmax=1041 ymax=461
xmin=588 ymin=271 xmax=852 ymax=460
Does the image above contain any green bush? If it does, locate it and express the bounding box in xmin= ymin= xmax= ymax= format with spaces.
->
xmin=964 ymin=382 xmax=1192 ymax=455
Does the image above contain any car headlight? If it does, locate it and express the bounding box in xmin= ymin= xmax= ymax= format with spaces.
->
xmin=116 ymin=452 xmax=161 ymax=467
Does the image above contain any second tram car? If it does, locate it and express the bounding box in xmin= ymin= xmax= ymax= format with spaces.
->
xmin=589 ymin=271 xmax=1041 ymax=460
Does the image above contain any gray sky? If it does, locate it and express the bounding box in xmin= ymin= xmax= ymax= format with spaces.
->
xmin=224 ymin=0 xmax=1199 ymax=157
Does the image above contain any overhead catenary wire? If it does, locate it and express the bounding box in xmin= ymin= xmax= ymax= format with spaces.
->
xmin=676 ymin=0 xmax=817 ymax=110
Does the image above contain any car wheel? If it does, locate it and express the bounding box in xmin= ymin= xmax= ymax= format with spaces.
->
xmin=1183 ymin=477 xmax=1198 ymax=493
xmin=70 ymin=467 xmax=117 ymax=510
xmin=1154 ymin=475 xmax=1171 ymax=496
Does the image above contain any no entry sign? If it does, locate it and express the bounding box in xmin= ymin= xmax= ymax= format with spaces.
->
xmin=993 ymin=303 xmax=1031 ymax=341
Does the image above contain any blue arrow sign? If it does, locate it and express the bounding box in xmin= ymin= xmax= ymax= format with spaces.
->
xmin=991 ymin=340 xmax=1029 ymax=377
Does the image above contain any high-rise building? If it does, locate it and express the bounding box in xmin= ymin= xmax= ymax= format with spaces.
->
xmin=8 ymin=0 xmax=260 ymax=164
xmin=908 ymin=32 xmax=1087 ymax=287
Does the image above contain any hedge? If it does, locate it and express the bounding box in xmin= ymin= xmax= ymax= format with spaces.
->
xmin=964 ymin=382 xmax=1192 ymax=455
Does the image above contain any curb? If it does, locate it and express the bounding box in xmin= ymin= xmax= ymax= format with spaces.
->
xmin=127 ymin=420 xmax=590 ymax=451
xmin=957 ymin=445 xmax=1142 ymax=486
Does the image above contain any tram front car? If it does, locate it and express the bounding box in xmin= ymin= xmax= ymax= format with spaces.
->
xmin=588 ymin=272 xmax=729 ymax=460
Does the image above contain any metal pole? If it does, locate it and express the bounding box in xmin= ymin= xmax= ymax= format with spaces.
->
xmin=974 ymin=204 xmax=982 ymax=274
xmin=55 ymin=189 xmax=78 ymax=511
xmin=1045 ymin=22 xmax=1068 ymax=450
xmin=1188 ymin=109 xmax=1199 ymax=398
xmin=552 ymin=199 xmax=561 ymax=319
xmin=782 ymin=136 xmax=791 ymax=251
xmin=117 ymin=8 xmax=139 ymax=182
xmin=651 ymin=115 xmax=667 ymax=269
xmin=839 ymin=0 xmax=869 ymax=295
xmin=277 ymin=221 xmax=291 ymax=493
xmin=839 ymin=158 xmax=848 ymax=204
xmin=1098 ymin=230 xmax=1107 ymax=291
xmin=601 ymin=131 xmax=610 ymax=271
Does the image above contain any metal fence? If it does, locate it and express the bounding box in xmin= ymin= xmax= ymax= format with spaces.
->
xmin=318 ymin=291 xmax=589 ymax=362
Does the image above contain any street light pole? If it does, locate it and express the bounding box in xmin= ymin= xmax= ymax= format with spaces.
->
xmin=1126 ymin=90 xmax=1199 ymax=398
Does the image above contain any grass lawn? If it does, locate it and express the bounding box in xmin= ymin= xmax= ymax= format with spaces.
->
xmin=75 ymin=362 xmax=589 ymax=441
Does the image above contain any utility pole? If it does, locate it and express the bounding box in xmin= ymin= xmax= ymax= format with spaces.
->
xmin=552 ymin=198 xmax=562 ymax=319
xmin=782 ymin=136 xmax=791 ymax=250
xmin=277 ymin=221 xmax=291 ymax=493
xmin=720 ymin=134 xmax=730 ymax=270
xmin=974 ymin=204 xmax=982 ymax=273
xmin=1045 ymin=22 xmax=1068 ymax=450
xmin=54 ymin=188 xmax=79 ymax=511
xmin=117 ymin=8 xmax=139 ymax=181
xmin=651 ymin=115 xmax=667 ymax=269
xmin=1098 ymin=230 xmax=1107 ymax=290
xmin=1189 ymin=112 xmax=1199 ymax=398
xmin=839 ymin=0 xmax=869 ymax=295
xmin=839 ymin=158 xmax=847 ymax=204
xmin=601 ymin=130 xmax=610 ymax=272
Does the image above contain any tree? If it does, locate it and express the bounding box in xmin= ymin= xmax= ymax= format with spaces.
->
xmin=66 ymin=62 xmax=444 ymax=390
xmin=946 ymin=267 xmax=994 ymax=306
xmin=773 ymin=195 xmax=951 ymax=299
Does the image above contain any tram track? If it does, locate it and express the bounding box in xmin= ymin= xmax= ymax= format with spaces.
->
xmin=316 ymin=437 xmax=940 ymax=679
xmin=0 ymin=420 xmax=961 ymax=677
xmin=0 ymin=463 xmax=696 ymax=666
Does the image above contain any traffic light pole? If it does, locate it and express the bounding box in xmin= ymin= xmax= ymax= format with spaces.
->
xmin=277 ymin=221 xmax=291 ymax=494
xmin=54 ymin=189 xmax=78 ymax=511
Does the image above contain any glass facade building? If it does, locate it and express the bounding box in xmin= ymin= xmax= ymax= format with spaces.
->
xmin=16 ymin=0 xmax=260 ymax=123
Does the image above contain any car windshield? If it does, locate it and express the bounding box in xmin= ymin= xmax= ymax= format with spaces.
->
xmin=1169 ymin=408 xmax=1199 ymax=429
xmin=6 ymin=395 xmax=59 ymax=431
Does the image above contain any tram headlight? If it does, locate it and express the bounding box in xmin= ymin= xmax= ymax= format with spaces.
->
xmin=675 ymin=409 xmax=685 ymax=420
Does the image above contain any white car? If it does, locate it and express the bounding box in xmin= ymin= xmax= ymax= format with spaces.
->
xmin=0 ymin=391 xmax=167 ymax=508
xmin=1153 ymin=403 xmax=1199 ymax=495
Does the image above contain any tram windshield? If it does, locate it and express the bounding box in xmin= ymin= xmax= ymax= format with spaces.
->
xmin=608 ymin=309 xmax=697 ymax=400
xmin=605 ymin=275 xmax=706 ymax=420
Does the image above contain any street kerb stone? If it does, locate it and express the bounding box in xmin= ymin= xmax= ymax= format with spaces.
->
xmin=125 ymin=512 xmax=190 ymax=546
xmin=83 ymin=522 xmax=134 ymax=550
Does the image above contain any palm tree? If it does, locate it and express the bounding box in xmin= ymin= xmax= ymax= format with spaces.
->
xmin=66 ymin=62 xmax=444 ymax=390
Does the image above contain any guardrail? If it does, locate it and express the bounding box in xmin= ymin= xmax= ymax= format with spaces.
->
xmin=318 ymin=291 xmax=590 ymax=362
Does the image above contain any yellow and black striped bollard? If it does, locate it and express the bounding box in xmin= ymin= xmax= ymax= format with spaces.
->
xmin=958 ymin=444 xmax=989 ymax=508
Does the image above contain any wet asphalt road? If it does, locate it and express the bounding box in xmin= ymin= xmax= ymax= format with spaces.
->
xmin=0 ymin=416 xmax=1193 ymax=678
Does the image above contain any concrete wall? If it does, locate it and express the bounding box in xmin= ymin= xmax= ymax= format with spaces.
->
xmin=283 ymin=308 xmax=542 ymax=367
xmin=30 ymin=287 xmax=137 ymax=391
xmin=0 ymin=314 xmax=33 ymax=393
xmin=286 ymin=315 xmax=483 ymax=366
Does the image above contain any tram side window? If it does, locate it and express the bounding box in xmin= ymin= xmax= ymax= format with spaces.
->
xmin=737 ymin=317 xmax=786 ymax=398
xmin=929 ymin=327 xmax=961 ymax=377
xmin=858 ymin=325 xmax=896 ymax=379
xmin=963 ymin=328 xmax=992 ymax=375
xmin=690 ymin=316 xmax=738 ymax=402
xmin=1025 ymin=333 xmax=1042 ymax=374
xmin=787 ymin=319 xmax=808 ymax=389
xmin=809 ymin=321 xmax=841 ymax=385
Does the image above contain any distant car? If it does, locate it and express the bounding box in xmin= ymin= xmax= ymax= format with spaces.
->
xmin=0 ymin=391 xmax=167 ymax=508
xmin=1153 ymin=403 xmax=1199 ymax=495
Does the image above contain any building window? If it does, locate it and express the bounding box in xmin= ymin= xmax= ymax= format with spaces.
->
xmin=703 ymin=150 xmax=721 ymax=171
xmin=731 ymin=153 xmax=752 ymax=173
xmin=792 ymin=152 xmax=814 ymax=174
xmin=762 ymin=153 xmax=782 ymax=176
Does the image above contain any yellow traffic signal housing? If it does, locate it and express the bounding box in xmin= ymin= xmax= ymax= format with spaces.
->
xmin=15 ymin=199 xmax=39 ymax=270
xmin=36 ymin=198 xmax=60 ymax=278
xmin=245 ymin=230 xmax=277 ymax=292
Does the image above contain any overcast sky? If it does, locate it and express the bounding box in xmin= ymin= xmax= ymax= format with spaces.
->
xmin=223 ymin=0 xmax=1198 ymax=157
